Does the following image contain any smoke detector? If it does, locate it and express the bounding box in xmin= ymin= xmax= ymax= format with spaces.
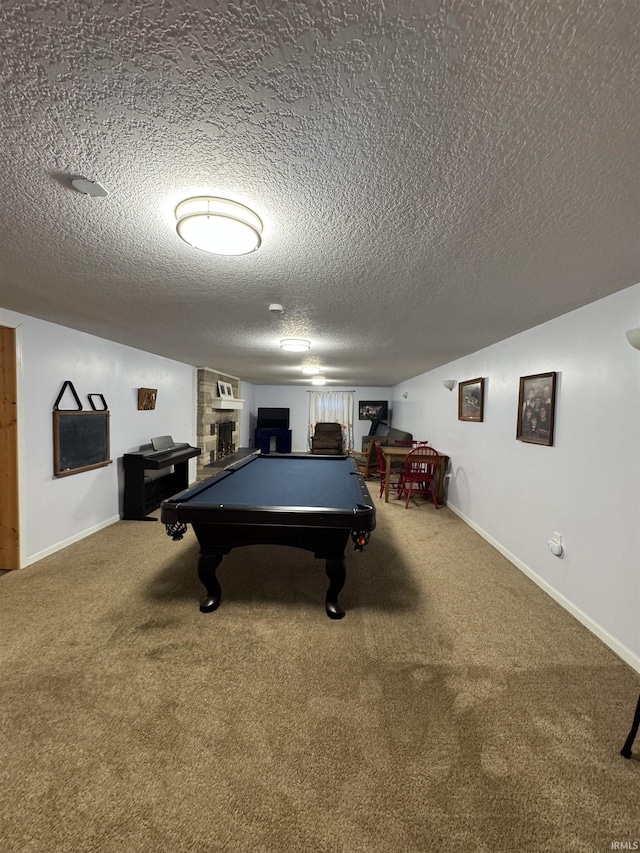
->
xmin=71 ymin=178 xmax=108 ymax=197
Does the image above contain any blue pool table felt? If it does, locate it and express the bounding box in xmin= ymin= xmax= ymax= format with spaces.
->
xmin=186 ymin=455 xmax=366 ymax=509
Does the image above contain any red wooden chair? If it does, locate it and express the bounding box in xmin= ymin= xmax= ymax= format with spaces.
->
xmin=397 ymin=445 xmax=441 ymax=509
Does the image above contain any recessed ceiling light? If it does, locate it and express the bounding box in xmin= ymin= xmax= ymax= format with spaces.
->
xmin=302 ymin=366 xmax=321 ymax=374
xmin=311 ymin=375 xmax=326 ymax=385
xmin=175 ymin=196 xmax=262 ymax=255
xmin=280 ymin=339 xmax=310 ymax=352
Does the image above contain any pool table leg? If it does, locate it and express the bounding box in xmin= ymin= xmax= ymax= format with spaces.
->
xmin=621 ymin=693 xmax=640 ymax=759
xmin=325 ymin=557 xmax=346 ymax=620
xmin=198 ymin=553 xmax=223 ymax=613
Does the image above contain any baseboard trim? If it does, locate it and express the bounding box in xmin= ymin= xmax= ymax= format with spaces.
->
xmin=22 ymin=515 xmax=121 ymax=568
xmin=447 ymin=502 xmax=640 ymax=676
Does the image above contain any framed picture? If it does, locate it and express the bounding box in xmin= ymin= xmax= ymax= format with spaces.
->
xmin=137 ymin=388 xmax=157 ymax=410
xmin=358 ymin=400 xmax=388 ymax=421
xmin=217 ymin=381 xmax=234 ymax=399
xmin=458 ymin=378 xmax=485 ymax=422
xmin=516 ymin=372 xmax=557 ymax=446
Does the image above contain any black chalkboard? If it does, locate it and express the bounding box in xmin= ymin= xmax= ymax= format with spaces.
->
xmin=53 ymin=411 xmax=112 ymax=477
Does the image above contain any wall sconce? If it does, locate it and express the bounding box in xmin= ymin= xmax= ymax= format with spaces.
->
xmin=626 ymin=328 xmax=640 ymax=350
xmin=401 ymin=391 xmax=408 ymax=398
xmin=175 ymin=196 xmax=262 ymax=255
xmin=442 ymin=379 xmax=456 ymax=391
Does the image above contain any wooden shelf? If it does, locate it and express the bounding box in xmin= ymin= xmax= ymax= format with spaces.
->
xmin=211 ymin=398 xmax=244 ymax=410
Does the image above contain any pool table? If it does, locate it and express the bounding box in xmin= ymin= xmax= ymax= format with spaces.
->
xmin=161 ymin=452 xmax=376 ymax=619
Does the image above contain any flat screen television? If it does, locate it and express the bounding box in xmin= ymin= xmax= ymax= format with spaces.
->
xmin=257 ymin=407 xmax=290 ymax=430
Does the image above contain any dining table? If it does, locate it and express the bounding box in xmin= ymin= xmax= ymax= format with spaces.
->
xmin=379 ymin=445 xmax=450 ymax=504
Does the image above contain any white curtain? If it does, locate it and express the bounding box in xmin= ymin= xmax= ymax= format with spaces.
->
xmin=308 ymin=391 xmax=355 ymax=451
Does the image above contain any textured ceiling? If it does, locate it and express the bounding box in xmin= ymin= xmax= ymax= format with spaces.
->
xmin=1 ymin=1 xmax=639 ymax=385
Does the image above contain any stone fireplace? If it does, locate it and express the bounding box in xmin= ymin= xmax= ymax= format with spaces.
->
xmin=196 ymin=368 xmax=243 ymax=479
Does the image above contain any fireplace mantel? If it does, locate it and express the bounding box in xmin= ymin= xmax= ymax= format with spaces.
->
xmin=211 ymin=397 xmax=244 ymax=410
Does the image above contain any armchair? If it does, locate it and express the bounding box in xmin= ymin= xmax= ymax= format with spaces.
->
xmin=311 ymin=422 xmax=344 ymax=455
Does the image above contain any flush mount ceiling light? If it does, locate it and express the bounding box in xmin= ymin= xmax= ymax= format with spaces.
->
xmin=311 ymin=375 xmax=326 ymax=385
xmin=280 ymin=339 xmax=310 ymax=352
xmin=302 ymin=366 xmax=321 ymax=375
xmin=175 ymin=197 xmax=262 ymax=255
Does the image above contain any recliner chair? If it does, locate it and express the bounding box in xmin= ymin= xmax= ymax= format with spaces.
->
xmin=311 ymin=422 xmax=344 ymax=455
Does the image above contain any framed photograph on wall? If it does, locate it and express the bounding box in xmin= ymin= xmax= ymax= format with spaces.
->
xmin=137 ymin=388 xmax=157 ymax=410
xmin=458 ymin=378 xmax=484 ymax=422
xmin=516 ymin=372 xmax=556 ymax=446
xmin=358 ymin=400 xmax=388 ymax=421
xmin=217 ymin=381 xmax=234 ymax=399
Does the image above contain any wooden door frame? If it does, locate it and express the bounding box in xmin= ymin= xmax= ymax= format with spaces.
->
xmin=0 ymin=325 xmax=20 ymax=569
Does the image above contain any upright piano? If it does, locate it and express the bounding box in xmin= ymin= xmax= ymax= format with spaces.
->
xmin=123 ymin=436 xmax=201 ymax=520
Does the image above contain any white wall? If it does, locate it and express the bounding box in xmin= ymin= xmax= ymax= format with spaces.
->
xmin=391 ymin=285 xmax=640 ymax=670
xmin=1 ymin=308 xmax=196 ymax=566
xmin=250 ymin=385 xmax=393 ymax=451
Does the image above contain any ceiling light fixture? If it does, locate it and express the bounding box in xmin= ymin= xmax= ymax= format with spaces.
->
xmin=280 ymin=339 xmax=310 ymax=353
xmin=175 ymin=196 xmax=262 ymax=255
xmin=302 ymin=366 xmax=321 ymax=375
xmin=311 ymin=375 xmax=326 ymax=385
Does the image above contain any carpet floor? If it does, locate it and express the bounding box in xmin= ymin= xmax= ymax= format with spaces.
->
xmin=1 ymin=491 xmax=639 ymax=852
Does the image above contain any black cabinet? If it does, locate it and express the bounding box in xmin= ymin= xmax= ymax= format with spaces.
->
xmin=254 ymin=428 xmax=292 ymax=454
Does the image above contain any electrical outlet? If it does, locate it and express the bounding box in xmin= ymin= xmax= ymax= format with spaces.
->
xmin=548 ymin=532 xmax=563 ymax=557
